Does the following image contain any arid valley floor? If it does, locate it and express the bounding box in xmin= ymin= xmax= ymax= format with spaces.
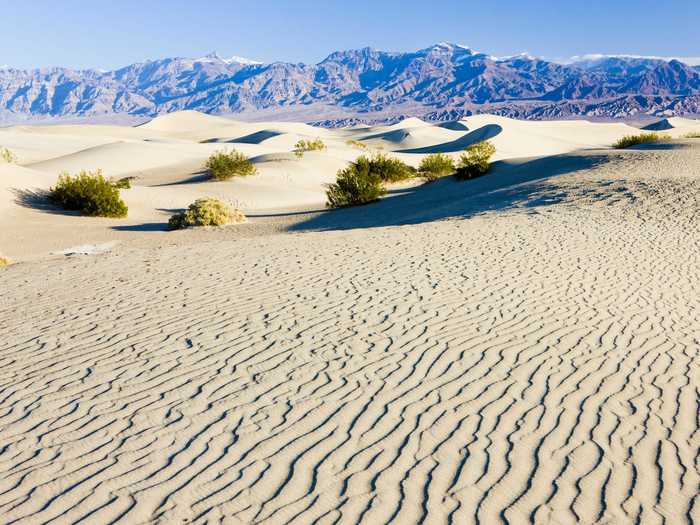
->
xmin=2 ymin=112 xmax=700 ymax=524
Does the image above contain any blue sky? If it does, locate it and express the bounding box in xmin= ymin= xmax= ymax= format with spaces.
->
xmin=3 ymin=1 xmax=699 ymax=69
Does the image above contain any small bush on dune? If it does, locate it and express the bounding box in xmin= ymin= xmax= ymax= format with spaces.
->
xmin=455 ymin=141 xmax=496 ymax=180
xmin=294 ymin=138 xmax=327 ymax=158
xmin=112 ymin=176 xmax=136 ymax=189
xmin=326 ymin=157 xmax=387 ymax=208
xmin=682 ymin=132 xmax=700 ymax=139
xmin=366 ymin=153 xmax=416 ymax=183
xmin=0 ymin=256 xmax=10 ymax=266
xmin=168 ymin=198 xmax=245 ymax=230
xmin=613 ymin=132 xmax=669 ymax=149
xmin=419 ymin=153 xmax=455 ymax=181
xmin=49 ymin=170 xmax=128 ymax=218
xmin=345 ymin=139 xmax=367 ymax=150
xmin=1 ymin=146 xmax=17 ymax=163
xmin=206 ymin=149 xmax=257 ymax=180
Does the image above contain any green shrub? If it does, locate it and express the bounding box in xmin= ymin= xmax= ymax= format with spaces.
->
xmin=613 ymin=132 xmax=669 ymax=149
xmin=365 ymin=153 xmax=416 ymax=183
xmin=206 ymin=149 xmax=257 ymax=180
xmin=455 ymin=141 xmax=496 ymax=180
xmin=112 ymin=176 xmax=135 ymax=189
xmin=418 ymin=153 xmax=455 ymax=181
xmin=345 ymin=139 xmax=367 ymax=150
xmin=49 ymin=170 xmax=128 ymax=218
xmin=326 ymin=157 xmax=388 ymax=208
xmin=682 ymin=132 xmax=700 ymax=139
xmin=294 ymin=138 xmax=327 ymax=158
xmin=168 ymin=198 xmax=246 ymax=230
xmin=1 ymin=146 xmax=17 ymax=163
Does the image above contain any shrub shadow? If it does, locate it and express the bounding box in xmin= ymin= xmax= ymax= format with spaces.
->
xmin=11 ymin=188 xmax=80 ymax=216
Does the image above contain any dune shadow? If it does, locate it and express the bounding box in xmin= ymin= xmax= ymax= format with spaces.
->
xmin=112 ymin=223 xmax=169 ymax=232
xmin=631 ymin=142 xmax=688 ymax=151
xmin=435 ymin=121 xmax=469 ymax=131
xmin=288 ymin=151 xmax=613 ymax=233
xmin=397 ymin=124 xmax=503 ymax=154
xmin=152 ymin=171 xmax=211 ymax=187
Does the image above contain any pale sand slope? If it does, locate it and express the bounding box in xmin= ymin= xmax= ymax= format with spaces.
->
xmin=1 ymin=142 xmax=700 ymax=524
xmin=5 ymin=111 xmax=698 ymax=260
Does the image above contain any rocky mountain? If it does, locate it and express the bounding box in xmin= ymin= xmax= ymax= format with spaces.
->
xmin=1 ymin=44 xmax=700 ymax=125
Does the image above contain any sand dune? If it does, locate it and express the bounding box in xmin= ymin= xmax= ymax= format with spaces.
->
xmin=2 ymin=111 xmax=697 ymax=260
xmin=2 ymin=137 xmax=700 ymax=523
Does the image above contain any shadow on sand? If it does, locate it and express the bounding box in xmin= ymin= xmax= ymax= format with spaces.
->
xmin=287 ymin=151 xmax=614 ymax=233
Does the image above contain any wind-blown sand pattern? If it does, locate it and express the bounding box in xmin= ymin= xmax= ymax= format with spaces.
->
xmin=2 ymin=113 xmax=700 ymax=524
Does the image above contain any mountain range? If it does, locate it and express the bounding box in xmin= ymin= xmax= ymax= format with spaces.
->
xmin=2 ymin=43 xmax=700 ymax=126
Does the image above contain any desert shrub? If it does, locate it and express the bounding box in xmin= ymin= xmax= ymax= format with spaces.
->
xmin=0 ymin=256 xmax=10 ymax=266
xmin=345 ymin=139 xmax=367 ymax=150
xmin=49 ymin=170 xmax=128 ymax=218
xmin=365 ymin=153 xmax=416 ymax=183
xmin=168 ymin=198 xmax=245 ymax=230
xmin=206 ymin=149 xmax=257 ymax=180
xmin=418 ymin=153 xmax=455 ymax=181
xmin=682 ymin=132 xmax=700 ymax=139
xmin=326 ymin=157 xmax=388 ymax=208
xmin=294 ymin=138 xmax=327 ymax=158
xmin=613 ymin=132 xmax=669 ymax=149
xmin=1 ymin=146 xmax=17 ymax=163
xmin=112 ymin=176 xmax=135 ymax=189
xmin=455 ymin=141 xmax=496 ymax=180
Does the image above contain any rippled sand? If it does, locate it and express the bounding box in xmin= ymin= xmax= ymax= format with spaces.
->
xmin=2 ymin=142 xmax=699 ymax=524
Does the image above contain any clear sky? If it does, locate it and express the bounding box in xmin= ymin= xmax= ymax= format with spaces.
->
xmin=3 ymin=0 xmax=699 ymax=69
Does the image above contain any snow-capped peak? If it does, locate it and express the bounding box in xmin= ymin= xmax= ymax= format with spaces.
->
xmin=195 ymin=52 xmax=262 ymax=65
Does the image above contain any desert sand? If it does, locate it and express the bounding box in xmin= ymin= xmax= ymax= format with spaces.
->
xmin=2 ymin=111 xmax=700 ymax=524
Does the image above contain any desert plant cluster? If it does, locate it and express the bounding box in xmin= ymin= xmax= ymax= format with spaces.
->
xmin=326 ymin=142 xmax=496 ymax=208
xmin=49 ymin=170 xmax=129 ymax=218
xmin=169 ymin=198 xmax=246 ymax=229
xmin=206 ymin=149 xmax=257 ymax=180
xmin=418 ymin=153 xmax=455 ymax=181
xmin=326 ymin=156 xmax=388 ymax=208
xmin=455 ymin=141 xmax=497 ymax=180
xmin=294 ymin=138 xmax=327 ymax=158
xmin=682 ymin=132 xmax=700 ymax=139
xmin=1 ymin=146 xmax=17 ymax=163
xmin=345 ymin=139 xmax=368 ymax=150
xmin=613 ymin=132 xmax=669 ymax=149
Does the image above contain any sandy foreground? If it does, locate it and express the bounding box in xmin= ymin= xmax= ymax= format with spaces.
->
xmin=1 ymin=112 xmax=700 ymax=524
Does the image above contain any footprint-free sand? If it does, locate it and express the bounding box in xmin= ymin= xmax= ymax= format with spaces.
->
xmin=1 ymin=112 xmax=700 ymax=524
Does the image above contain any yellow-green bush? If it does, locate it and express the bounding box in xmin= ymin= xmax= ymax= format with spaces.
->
xmin=682 ymin=132 xmax=700 ymax=139
xmin=418 ymin=153 xmax=455 ymax=181
xmin=365 ymin=153 xmax=416 ymax=183
xmin=455 ymin=141 xmax=496 ymax=180
xmin=345 ymin=139 xmax=368 ymax=150
xmin=326 ymin=157 xmax=387 ymax=208
xmin=1 ymin=146 xmax=17 ymax=163
xmin=294 ymin=138 xmax=327 ymax=158
xmin=49 ymin=170 xmax=128 ymax=218
xmin=206 ymin=149 xmax=257 ymax=180
xmin=0 ymin=256 xmax=10 ymax=266
xmin=168 ymin=198 xmax=246 ymax=230
xmin=613 ymin=132 xmax=669 ymax=149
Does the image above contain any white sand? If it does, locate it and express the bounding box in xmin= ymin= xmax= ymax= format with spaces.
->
xmin=1 ymin=112 xmax=700 ymax=523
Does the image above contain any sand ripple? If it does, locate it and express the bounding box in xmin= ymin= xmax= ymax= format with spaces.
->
xmin=1 ymin=146 xmax=700 ymax=524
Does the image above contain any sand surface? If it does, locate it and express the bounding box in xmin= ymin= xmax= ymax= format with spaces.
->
xmin=2 ymin=112 xmax=700 ymax=523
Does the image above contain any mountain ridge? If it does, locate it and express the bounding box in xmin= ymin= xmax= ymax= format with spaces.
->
xmin=2 ymin=43 xmax=700 ymax=126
